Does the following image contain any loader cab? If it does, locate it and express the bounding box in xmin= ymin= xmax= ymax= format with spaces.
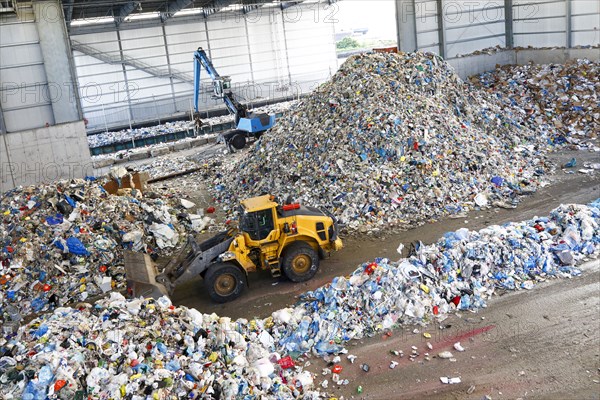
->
xmin=239 ymin=206 xmax=275 ymax=241
xmin=238 ymin=195 xmax=280 ymax=244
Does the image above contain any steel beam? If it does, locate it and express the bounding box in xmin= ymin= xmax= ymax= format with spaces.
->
xmin=0 ymin=98 xmax=6 ymax=134
xmin=243 ymin=17 xmax=255 ymax=83
xmin=116 ymin=28 xmax=135 ymax=126
xmin=115 ymin=1 xmax=140 ymax=26
xmin=565 ymin=0 xmax=572 ymax=48
xmin=281 ymin=2 xmax=300 ymax=10
xmin=396 ymin=0 xmax=418 ymax=52
xmin=505 ymin=0 xmax=514 ymax=49
xmin=242 ymin=4 xmax=261 ymax=14
xmin=0 ymin=99 xmax=16 ymax=189
xmin=280 ymin=8 xmax=294 ymax=85
xmin=201 ymin=0 xmax=240 ymax=18
xmin=435 ymin=0 xmax=445 ymax=58
xmin=161 ymin=23 xmax=178 ymax=111
xmin=203 ymin=8 xmax=217 ymax=17
xmin=63 ymin=0 xmax=73 ymax=29
xmin=160 ymin=0 xmax=193 ymax=22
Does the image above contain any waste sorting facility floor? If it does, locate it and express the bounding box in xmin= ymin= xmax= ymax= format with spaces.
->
xmin=164 ymin=149 xmax=599 ymax=399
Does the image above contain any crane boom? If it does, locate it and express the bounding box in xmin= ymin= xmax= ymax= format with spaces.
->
xmin=191 ymin=46 xmax=276 ymax=151
xmin=193 ymin=47 xmax=247 ymax=121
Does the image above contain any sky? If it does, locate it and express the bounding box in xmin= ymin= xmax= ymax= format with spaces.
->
xmin=334 ymin=0 xmax=398 ymax=40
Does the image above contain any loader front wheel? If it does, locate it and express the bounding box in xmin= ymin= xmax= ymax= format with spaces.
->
xmin=205 ymin=263 xmax=246 ymax=303
xmin=282 ymin=242 xmax=319 ymax=283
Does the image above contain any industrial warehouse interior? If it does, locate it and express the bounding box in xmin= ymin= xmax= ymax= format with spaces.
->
xmin=0 ymin=0 xmax=599 ymax=398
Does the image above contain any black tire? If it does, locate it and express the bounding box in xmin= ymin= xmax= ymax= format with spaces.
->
xmin=230 ymin=133 xmax=246 ymax=150
xmin=282 ymin=242 xmax=319 ymax=282
xmin=204 ymin=263 xmax=246 ymax=303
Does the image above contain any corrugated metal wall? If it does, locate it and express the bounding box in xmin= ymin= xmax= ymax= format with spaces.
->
xmin=411 ymin=0 xmax=599 ymax=58
xmin=444 ymin=1 xmax=506 ymax=58
xmin=571 ymin=0 xmax=600 ymax=45
xmin=414 ymin=0 xmax=508 ymax=58
xmin=70 ymin=4 xmax=338 ymax=132
xmin=0 ymin=14 xmax=55 ymax=131
xmin=513 ymin=0 xmax=568 ymax=47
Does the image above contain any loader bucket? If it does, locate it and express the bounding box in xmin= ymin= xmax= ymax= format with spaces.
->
xmin=124 ymin=251 xmax=170 ymax=299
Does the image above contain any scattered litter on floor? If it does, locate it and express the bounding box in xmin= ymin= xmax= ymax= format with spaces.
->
xmin=440 ymin=376 xmax=462 ymax=384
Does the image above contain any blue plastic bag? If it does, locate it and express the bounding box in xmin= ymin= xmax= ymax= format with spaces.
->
xmin=45 ymin=214 xmax=63 ymax=225
xmin=54 ymin=237 xmax=89 ymax=256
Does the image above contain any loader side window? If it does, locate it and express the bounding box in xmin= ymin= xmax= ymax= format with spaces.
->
xmin=242 ymin=209 xmax=275 ymax=241
xmin=256 ymin=209 xmax=275 ymax=240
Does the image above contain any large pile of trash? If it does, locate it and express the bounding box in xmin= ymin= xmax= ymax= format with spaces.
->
xmin=287 ymin=201 xmax=598 ymax=351
xmin=470 ymin=59 xmax=599 ymax=146
xmin=1 ymin=200 xmax=598 ymax=399
xmin=210 ymin=52 xmax=553 ymax=231
xmin=0 ymin=179 xmax=208 ymax=324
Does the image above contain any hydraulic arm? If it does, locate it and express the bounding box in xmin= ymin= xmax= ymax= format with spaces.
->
xmin=193 ymin=48 xmax=247 ymax=123
xmin=192 ymin=47 xmax=275 ymax=150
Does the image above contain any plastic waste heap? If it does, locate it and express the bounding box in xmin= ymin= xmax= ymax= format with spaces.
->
xmin=1 ymin=200 xmax=598 ymax=399
xmin=0 ymin=179 xmax=206 ymax=324
xmin=210 ymin=52 xmax=557 ymax=232
xmin=470 ymin=59 xmax=599 ymax=147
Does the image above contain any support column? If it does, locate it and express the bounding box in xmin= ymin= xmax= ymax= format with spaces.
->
xmin=435 ymin=0 xmax=446 ymax=58
xmin=116 ymin=28 xmax=135 ymax=127
xmin=202 ymin=17 xmax=213 ymax=117
xmin=32 ymin=0 xmax=80 ymax=124
xmin=395 ymin=0 xmax=418 ymax=52
xmin=0 ymin=100 xmax=6 ymax=134
xmin=504 ymin=0 xmax=514 ymax=49
xmin=0 ymin=99 xmax=16 ymax=188
xmin=203 ymin=18 xmax=213 ymax=58
xmin=243 ymin=17 xmax=256 ymax=83
xmin=161 ymin=23 xmax=178 ymax=111
xmin=280 ymin=10 xmax=294 ymax=85
xmin=565 ymin=0 xmax=572 ymax=48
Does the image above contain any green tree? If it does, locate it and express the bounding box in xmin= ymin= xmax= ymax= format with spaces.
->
xmin=336 ymin=37 xmax=360 ymax=50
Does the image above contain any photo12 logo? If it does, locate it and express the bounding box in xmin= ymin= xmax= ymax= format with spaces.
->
xmin=214 ymin=2 xmax=340 ymax=25
xmin=1 ymin=82 xmax=79 ymax=105
xmin=400 ymin=1 xmax=540 ymax=24
xmin=1 ymin=161 xmax=95 ymax=185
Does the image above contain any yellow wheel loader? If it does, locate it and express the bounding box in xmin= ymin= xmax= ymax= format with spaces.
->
xmin=124 ymin=195 xmax=343 ymax=303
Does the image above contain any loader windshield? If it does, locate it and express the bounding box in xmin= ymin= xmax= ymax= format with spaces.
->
xmin=239 ymin=206 xmax=256 ymax=233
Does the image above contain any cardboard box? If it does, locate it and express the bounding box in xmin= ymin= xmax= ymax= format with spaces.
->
xmin=103 ymin=172 xmax=149 ymax=195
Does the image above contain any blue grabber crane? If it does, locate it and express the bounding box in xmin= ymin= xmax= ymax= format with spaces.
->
xmin=193 ymin=47 xmax=276 ymax=150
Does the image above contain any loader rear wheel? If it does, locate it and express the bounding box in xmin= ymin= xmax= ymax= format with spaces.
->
xmin=230 ymin=133 xmax=246 ymax=150
xmin=282 ymin=242 xmax=319 ymax=283
xmin=205 ymin=263 xmax=246 ymax=303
